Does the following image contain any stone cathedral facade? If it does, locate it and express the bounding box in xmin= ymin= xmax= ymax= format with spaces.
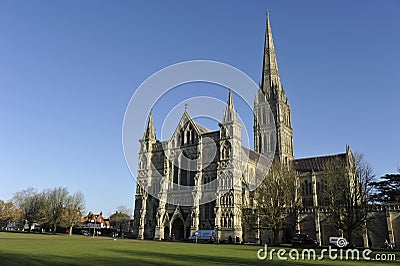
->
xmin=132 ymin=14 xmax=400 ymax=247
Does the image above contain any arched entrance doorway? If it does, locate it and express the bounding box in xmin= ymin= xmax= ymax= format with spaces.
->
xmin=171 ymin=218 xmax=184 ymax=240
xmin=164 ymin=226 xmax=170 ymax=240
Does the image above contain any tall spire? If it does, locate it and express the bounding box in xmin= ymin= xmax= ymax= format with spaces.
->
xmin=223 ymin=88 xmax=237 ymax=123
xmin=255 ymin=11 xmax=294 ymax=165
xmin=144 ymin=109 xmax=156 ymax=140
xmin=261 ymin=12 xmax=281 ymax=94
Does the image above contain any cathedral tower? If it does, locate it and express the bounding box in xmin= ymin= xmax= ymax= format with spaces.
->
xmin=254 ymin=12 xmax=294 ymax=165
xmin=216 ymin=89 xmax=243 ymax=241
xmin=134 ymin=109 xmax=158 ymax=239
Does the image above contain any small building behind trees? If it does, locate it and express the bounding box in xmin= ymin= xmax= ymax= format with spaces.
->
xmin=80 ymin=212 xmax=111 ymax=230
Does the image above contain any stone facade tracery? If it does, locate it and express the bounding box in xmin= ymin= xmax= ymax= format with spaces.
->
xmin=131 ymin=13 xmax=400 ymax=247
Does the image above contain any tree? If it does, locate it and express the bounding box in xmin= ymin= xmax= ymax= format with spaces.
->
xmin=13 ymin=188 xmax=45 ymax=231
xmin=370 ymin=168 xmax=400 ymax=204
xmin=42 ymin=187 xmax=68 ymax=234
xmin=355 ymin=153 xmax=376 ymax=204
xmin=109 ymin=206 xmax=131 ymax=238
xmin=61 ymin=191 xmax=85 ymax=235
xmin=0 ymin=200 xmax=18 ymax=229
xmin=116 ymin=205 xmax=132 ymax=216
xmin=321 ymin=153 xmax=375 ymax=243
xmin=13 ymin=187 xmax=85 ymax=234
xmin=252 ymin=162 xmax=300 ymax=244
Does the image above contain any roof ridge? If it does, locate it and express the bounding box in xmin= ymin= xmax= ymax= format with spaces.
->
xmin=194 ymin=122 xmax=211 ymax=133
xmin=294 ymin=153 xmax=346 ymax=161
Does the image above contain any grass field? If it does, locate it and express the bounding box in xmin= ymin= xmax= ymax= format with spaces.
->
xmin=0 ymin=232 xmax=398 ymax=265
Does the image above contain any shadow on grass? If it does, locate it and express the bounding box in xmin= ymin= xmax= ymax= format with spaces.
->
xmin=104 ymin=248 xmax=327 ymax=265
xmin=0 ymin=252 xmax=169 ymax=266
xmin=0 ymin=249 xmax=310 ymax=265
xmin=0 ymin=245 xmax=398 ymax=265
xmin=106 ymin=247 xmax=399 ymax=265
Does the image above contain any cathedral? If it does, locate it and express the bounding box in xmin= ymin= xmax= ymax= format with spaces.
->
xmin=132 ymin=13 xmax=400 ymax=247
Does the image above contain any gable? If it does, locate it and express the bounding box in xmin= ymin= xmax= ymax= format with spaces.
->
xmin=170 ymin=111 xmax=211 ymax=146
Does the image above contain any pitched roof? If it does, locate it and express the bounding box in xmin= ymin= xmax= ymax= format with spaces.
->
xmin=170 ymin=111 xmax=212 ymax=140
xmin=294 ymin=153 xmax=346 ymax=172
xmin=242 ymin=146 xmax=261 ymax=162
xmin=194 ymin=122 xmax=211 ymax=134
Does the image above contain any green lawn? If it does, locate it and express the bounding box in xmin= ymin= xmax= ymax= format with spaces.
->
xmin=0 ymin=232 xmax=398 ymax=265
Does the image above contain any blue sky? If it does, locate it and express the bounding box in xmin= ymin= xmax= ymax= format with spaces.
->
xmin=0 ymin=0 xmax=399 ymax=217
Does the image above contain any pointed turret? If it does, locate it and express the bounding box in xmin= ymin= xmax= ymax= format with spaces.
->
xmin=227 ymin=88 xmax=234 ymax=108
xmin=261 ymin=11 xmax=281 ymax=95
xmin=223 ymin=88 xmax=238 ymax=123
xmin=143 ymin=109 xmax=156 ymax=140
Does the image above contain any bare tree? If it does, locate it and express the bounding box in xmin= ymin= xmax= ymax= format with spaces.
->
xmin=110 ymin=205 xmax=131 ymax=238
xmin=62 ymin=191 xmax=85 ymax=235
xmin=321 ymin=153 xmax=375 ymax=243
xmin=42 ymin=187 xmax=69 ymax=234
xmin=252 ymin=162 xmax=300 ymax=244
xmin=13 ymin=187 xmax=86 ymax=234
xmin=355 ymin=153 xmax=375 ymax=203
xmin=116 ymin=205 xmax=132 ymax=216
xmin=13 ymin=188 xmax=45 ymax=231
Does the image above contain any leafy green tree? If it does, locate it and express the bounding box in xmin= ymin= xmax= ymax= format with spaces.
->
xmin=0 ymin=200 xmax=18 ymax=228
xmin=370 ymin=169 xmax=400 ymax=204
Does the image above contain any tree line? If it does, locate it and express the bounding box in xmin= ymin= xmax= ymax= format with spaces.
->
xmin=1 ymin=187 xmax=84 ymax=235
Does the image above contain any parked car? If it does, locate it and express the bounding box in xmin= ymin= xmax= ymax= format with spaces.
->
xmin=31 ymin=226 xmax=42 ymax=234
xmin=80 ymin=229 xmax=89 ymax=236
xmin=291 ymin=233 xmax=318 ymax=247
xmin=188 ymin=230 xmax=216 ymax=243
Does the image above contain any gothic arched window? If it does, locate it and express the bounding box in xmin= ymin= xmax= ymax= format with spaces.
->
xmin=190 ymin=130 xmax=195 ymax=144
xmin=186 ymin=130 xmax=190 ymax=144
xmin=180 ymin=131 xmax=184 ymax=146
xmin=222 ymin=141 xmax=231 ymax=160
xmin=227 ymin=213 xmax=232 ymax=228
xmin=223 ymin=214 xmax=227 ymax=228
xmin=139 ymin=156 xmax=147 ymax=169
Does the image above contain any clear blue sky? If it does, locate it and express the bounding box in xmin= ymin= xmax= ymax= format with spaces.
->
xmin=0 ymin=0 xmax=399 ymax=217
